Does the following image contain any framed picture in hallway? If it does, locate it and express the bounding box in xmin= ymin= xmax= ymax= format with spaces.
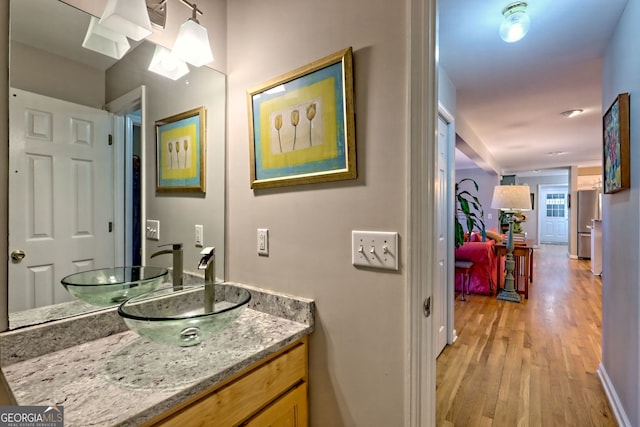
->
xmin=603 ymin=92 xmax=630 ymax=194
xmin=247 ymin=47 xmax=356 ymax=189
xmin=155 ymin=106 xmax=206 ymax=193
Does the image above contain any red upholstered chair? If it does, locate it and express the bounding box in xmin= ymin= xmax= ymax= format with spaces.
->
xmin=454 ymin=239 xmax=498 ymax=295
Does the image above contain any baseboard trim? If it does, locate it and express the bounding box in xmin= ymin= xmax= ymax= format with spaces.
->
xmin=598 ymin=362 xmax=632 ymax=427
xmin=450 ymin=328 xmax=457 ymax=344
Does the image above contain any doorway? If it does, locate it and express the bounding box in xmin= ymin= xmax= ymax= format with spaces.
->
xmin=106 ymin=86 xmax=147 ymax=266
xmin=538 ymin=185 xmax=569 ymax=244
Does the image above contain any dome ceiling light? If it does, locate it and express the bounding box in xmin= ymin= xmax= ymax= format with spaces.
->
xmin=560 ymin=109 xmax=584 ymax=118
xmin=499 ymin=2 xmax=531 ymax=43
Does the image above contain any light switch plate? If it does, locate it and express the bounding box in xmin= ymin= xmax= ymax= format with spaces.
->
xmin=257 ymin=228 xmax=269 ymax=256
xmin=352 ymin=231 xmax=399 ymax=270
xmin=146 ymin=220 xmax=160 ymax=241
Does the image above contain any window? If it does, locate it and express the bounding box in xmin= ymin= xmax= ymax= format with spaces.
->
xmin=545 ymin=193 xmax=565 ymax=218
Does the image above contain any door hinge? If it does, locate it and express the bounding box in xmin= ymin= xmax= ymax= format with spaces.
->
xmin=108 ymin=222 xmax=113 ymax=232
xmin=423 ymin=297 xmax=431 ymax=318
xmin=108 ymin=134 xmax=113 ymax=145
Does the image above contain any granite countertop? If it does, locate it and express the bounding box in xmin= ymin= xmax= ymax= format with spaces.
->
xmin=0 ymin=283 xmax=314 ymax=427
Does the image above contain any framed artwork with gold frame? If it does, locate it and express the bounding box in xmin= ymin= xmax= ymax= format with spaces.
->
xmin=603 ymin=93 xmax=630 ymax=194
xmin=155 ymin=106 xmax=206 ymax=193
xmin=247 ymin=47 xmax=356 ymax=189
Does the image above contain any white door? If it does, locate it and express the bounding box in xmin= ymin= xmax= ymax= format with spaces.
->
xmin=434 ymin=117 xmax=448 ymax=355
xmin=539 ymin=186 xmax=568 ymax=244
xmin=9 ymin=89 xmax=115 ymax=312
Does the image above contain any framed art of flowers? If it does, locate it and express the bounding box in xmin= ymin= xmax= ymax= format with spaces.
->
xmin=247 ymin=47 xmax=356 ymax=189
xmin=155 ymin=106 xmax=206 ymax=193
xmin=603 ymin=93 xmax=630 ymax=194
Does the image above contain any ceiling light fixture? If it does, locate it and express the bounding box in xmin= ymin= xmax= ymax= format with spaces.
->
xmin=148 ymin=45 xmax=190 ymax=80
xmin=99 ymin=0 xmax=153 ymax=41
xmin=499 ymin=2 xmax=531 ymax=43
xmin=82 ymin=16 xmax=131 ymax=59
xmin=172 ymin=0 xmax=214 ymax=67
xmin=547 ymin=151 xmax=567 ymax=157
xmin=560 ymin=109 xmax=584 ymax=118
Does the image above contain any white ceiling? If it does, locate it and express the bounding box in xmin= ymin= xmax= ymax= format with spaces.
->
xmin=439 ymin=0 xmax=629 ymax=174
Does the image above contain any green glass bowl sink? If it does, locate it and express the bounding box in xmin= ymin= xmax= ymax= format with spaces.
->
xmin=61 ymin=266 xmax=168 ymax=307
xmin=118 ymin=284 xmax=251 ymax=347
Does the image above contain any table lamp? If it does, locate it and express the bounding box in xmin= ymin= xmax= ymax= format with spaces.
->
xmin=491 ymin=184 xmax=531 ymax=302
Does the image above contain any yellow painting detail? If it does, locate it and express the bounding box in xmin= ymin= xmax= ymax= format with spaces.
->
xmin=258 ymin=77 xmax=337 ymax=169
xmin=159 ymin=124 xmax=198 ymax=180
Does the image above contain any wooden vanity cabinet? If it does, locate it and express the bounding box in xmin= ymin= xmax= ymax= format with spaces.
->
xmin=145 ymin=337 xmax=308 ymax=427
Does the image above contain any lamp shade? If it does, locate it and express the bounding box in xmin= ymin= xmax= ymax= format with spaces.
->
xmin=172 ymin=19 xmax=214 ymax=67
xmin=491 ymin=185 xmax=531 ymax=211
xmin=82 ymin=16 xmax=131 ymax=59
xmin=148 ymin=45 xmax=190 ymax=80
xmin=499 ymin=2 xmax=531 ymax=43
xmin=99 ymin=0 xmax=153 ymax=41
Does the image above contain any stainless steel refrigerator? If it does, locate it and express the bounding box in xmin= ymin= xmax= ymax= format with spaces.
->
xmin=577 ymin=190 xmax=599 ymax=259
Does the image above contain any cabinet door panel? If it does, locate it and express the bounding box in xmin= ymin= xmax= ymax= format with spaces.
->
xmin=155 ymin=342 xmax=306 ymax=427
xmin=243 ymin=383 xmax=308 ymax=427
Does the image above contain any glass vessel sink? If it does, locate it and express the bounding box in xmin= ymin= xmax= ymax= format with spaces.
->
xmin=61 ymin=266 xmax=168 ymax=307
xmin=118 ymin=284 xmax=251 ymax=347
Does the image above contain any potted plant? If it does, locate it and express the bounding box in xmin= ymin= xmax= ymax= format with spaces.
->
xmin=455 ymin=178 xmax=486 ymax=248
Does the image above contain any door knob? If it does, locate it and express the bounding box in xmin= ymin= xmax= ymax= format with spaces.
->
xmin=10 ymin=249 xmax=25 ymax=263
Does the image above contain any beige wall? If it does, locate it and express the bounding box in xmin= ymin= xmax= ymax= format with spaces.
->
xmin=227 ymin=0 xmax=409 ymax=425
xmin=10 ymin=41 xmax=105 ymax=108
xmin=602 ymin=0 xmax=640 ymax=424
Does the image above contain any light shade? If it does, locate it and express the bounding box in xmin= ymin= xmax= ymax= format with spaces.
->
xmin=99 ymin=0 xmax=153 ymax=42
xmin=82 ymin=16 xmax=131 ymax=59
xmin=172 ymin=19 xmax=214 ymax=67
xmin=148 ymin=45 xmax=190 ymax=80
xmin=491 ymin=185 xmax=531 ymax=211
xmin=499 ymin=2 xmax=531 ymax=43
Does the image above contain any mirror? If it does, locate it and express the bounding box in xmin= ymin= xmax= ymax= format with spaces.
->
xmin=8 ymin=0 xmax=226 ymax=330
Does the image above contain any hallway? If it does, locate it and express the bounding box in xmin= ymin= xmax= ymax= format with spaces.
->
xmin=436 ymin=244 xmax=616 ymax=426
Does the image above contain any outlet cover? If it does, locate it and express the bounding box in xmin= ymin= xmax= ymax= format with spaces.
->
xmin=257 ymin=228 xmax=269 ymax=256
xmin=195 ymin=224 xmax=204 ymax=247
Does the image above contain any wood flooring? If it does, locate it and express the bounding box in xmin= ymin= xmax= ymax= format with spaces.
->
xmin=436 ymin=244 xmax=617 ymax=426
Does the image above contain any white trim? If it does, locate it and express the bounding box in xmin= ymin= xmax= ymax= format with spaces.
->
xmin=438 ymin=104 xmax=457 ymax=346
xmin=105 ymin=85 xmax=147 ymax=261
xmin=407 ymin=0 xmax=437 ymax=425
xmin=598 ymin=362 xmax=632 ymax=427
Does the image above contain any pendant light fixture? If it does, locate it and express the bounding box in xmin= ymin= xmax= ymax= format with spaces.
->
xmin=499 ymin=2 xmax=531 ymax=43
xmin=172 ymin=0 xmax=214 ymax=67
xmin=82 ymin=16 xmax=131 ymax=59
xmin=148 ymin=45 xmax=190 ymax=80
xmin=99 ymin=0 xmax=153 ymax=41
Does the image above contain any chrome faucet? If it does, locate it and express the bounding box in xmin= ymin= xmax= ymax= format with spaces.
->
xmin=198 ymin=247 xmax=216 ymax=312
xmin=151 ymin=243 xmax=183 ymax=291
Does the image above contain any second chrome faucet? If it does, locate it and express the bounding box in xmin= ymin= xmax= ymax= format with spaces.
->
xmin=150 ymin=243 xmax=183 ymax=291
xmin=198 ymin=247 xmax=216 ymax=313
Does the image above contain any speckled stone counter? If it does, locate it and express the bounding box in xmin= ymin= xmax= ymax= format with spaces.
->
xmin=0 ymin=283 xmax=314 ymax=427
